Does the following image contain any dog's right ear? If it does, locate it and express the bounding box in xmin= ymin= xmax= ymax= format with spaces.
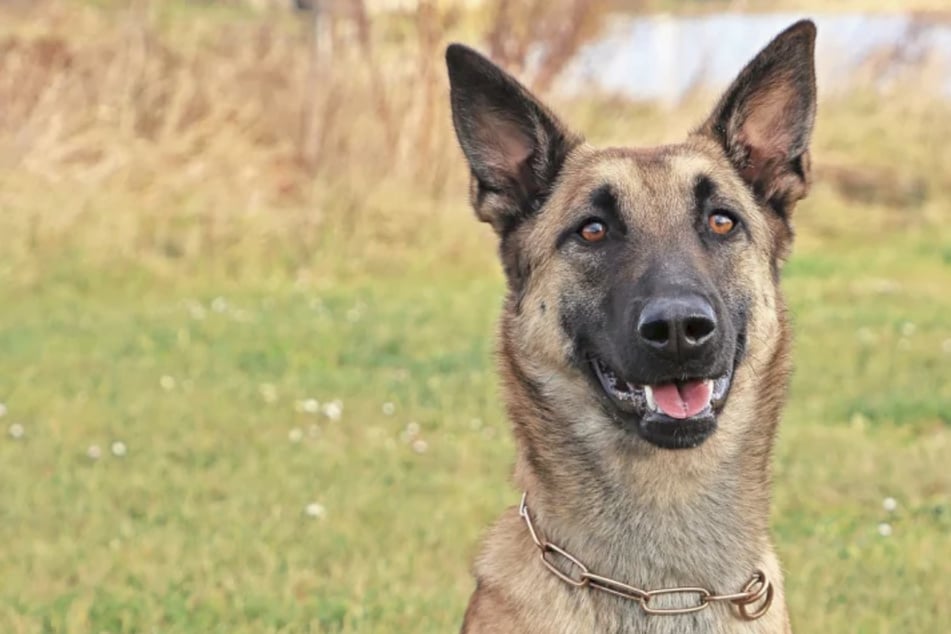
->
xmin=446 ymin=44 xmax=580 ymax=235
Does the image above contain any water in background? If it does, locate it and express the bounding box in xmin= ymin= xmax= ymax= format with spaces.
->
xmin=558 ymin=12 xmax=951 ymax=101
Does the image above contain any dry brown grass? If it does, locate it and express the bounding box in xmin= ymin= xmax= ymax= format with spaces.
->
xmin=0 ymin=1 xmax=608 ymax=272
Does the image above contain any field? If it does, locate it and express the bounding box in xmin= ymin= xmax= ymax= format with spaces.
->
xmin=0 ymin=2 xmax=949 ymax=633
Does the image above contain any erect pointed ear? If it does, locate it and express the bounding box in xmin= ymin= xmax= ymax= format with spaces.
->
xmin=698 ymin=20 xmax=817 ymax=218
xmin=446 ymin=44 xmax=581 ymax=235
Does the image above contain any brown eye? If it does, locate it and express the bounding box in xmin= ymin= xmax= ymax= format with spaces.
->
xmin=708 ymin=212 xmax=736 ymax=236
xmin=579 ymin=220 xmax=607 ymax=243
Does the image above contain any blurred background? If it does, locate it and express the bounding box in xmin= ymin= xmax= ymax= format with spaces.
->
xmin=0 ymin=0 xmax=948 ymax=632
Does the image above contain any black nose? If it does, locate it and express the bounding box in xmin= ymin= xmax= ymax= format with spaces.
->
xmin=637 ymin=295 xmax=718 ymax=359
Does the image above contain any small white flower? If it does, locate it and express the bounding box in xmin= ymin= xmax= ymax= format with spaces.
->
xmin=211 ymin=296 xmax=228 ymax=313
xmin=382 ymin=402 xmax=395 ymax=416
xmin=877 ymin=522 xmax=892 ymax=537
xmin=232 ymin=309 xmax=251 ymax=323
xmin=8 ymin=423 xmax=24 ymax=439
xmin=412 ymin=439 xmax=428 ymax=454
xmin=259 ymin=383 xmax=278 ymax=404
xmin=942 ymin=339 xmax=951 ymax=354
xmin=160 ymin=375 xmax=176 ymax=391
xmin=400 ymin=421 xmax=420 ymax=444
xmin=304 ymin=502 xmax=326 ymax=519
xmin=0 ymin=403 xmax=7 ymax=417
xmin=87 ymin=445 xmax=102 ymax=460
xmin=288 ymin=428 xmax=303 ymax=443
xmin=882 ymin=497 xmax=897 ymax=512
xmin=298 ymin=398 xmax=319 ymax=414
xmin=322 ymin=400 xmax=342 ymax=421
xmin=900 ymin=322 xmax=916 ymax=337
xmin=111 ymin=441 xmax=127 ymax=457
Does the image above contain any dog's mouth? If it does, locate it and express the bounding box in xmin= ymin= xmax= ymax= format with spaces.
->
xmin=590 ymin=358 xmax=734 ymax=450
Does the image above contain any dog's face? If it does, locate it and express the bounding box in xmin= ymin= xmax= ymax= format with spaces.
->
xmin=447 ymin=22 xmax=816 ymax=451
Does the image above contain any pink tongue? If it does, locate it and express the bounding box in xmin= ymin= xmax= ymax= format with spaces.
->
xmin=650 ymin=380 xmax=712 ymax=420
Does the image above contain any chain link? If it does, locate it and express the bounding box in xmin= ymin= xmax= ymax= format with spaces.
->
xmin=518 ymin=493 xmax=774 ymax=619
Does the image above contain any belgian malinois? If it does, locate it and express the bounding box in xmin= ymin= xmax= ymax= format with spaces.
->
xmin=446 ymin=19 xmax=817 ymax=634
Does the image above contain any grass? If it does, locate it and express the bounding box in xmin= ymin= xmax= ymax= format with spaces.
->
xmin=0 ymin=1 xmax=949 ymax=633
xmin=1 ymin=194 xmax=948 ymax=633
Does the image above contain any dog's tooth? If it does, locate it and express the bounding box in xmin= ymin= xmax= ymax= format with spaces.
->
xmin=644 ymin=385 xmax=657 ymax=412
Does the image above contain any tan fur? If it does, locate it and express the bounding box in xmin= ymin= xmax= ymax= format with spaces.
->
xmin=449 ymin=22 xmax=817 ymax=634
xmin=460 ymin=141 xmax=794 ymax=634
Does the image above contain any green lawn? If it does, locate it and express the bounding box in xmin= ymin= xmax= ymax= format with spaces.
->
xmin=0 ymin=211 xmax=948 ymax=633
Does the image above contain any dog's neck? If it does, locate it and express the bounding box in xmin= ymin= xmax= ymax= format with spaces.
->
xmin=513 ymin=450 xmax=770 ymax=592
xmin=503 ymin=354 xmax=788 ymax=593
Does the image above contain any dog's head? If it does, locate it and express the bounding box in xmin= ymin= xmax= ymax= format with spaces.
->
xmin=446 ymin=22 xmax=816 ymax=452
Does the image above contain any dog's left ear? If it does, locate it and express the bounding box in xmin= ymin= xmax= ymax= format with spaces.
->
xmin=698 ymin=20 xmax=817 ymax=217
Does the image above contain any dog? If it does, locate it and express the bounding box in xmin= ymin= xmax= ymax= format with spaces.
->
xmin=445 ymin=19 xmax=817 ymax=634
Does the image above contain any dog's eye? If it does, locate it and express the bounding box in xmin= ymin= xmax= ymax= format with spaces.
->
xmin=579 ymin=219 xmax=608 ymax=243
xmin=707 ymin=212 xmax=737 ymax=236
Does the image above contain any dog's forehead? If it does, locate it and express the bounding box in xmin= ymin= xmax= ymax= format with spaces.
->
xmin=550 ymin=143 xmax=765 ymax=232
